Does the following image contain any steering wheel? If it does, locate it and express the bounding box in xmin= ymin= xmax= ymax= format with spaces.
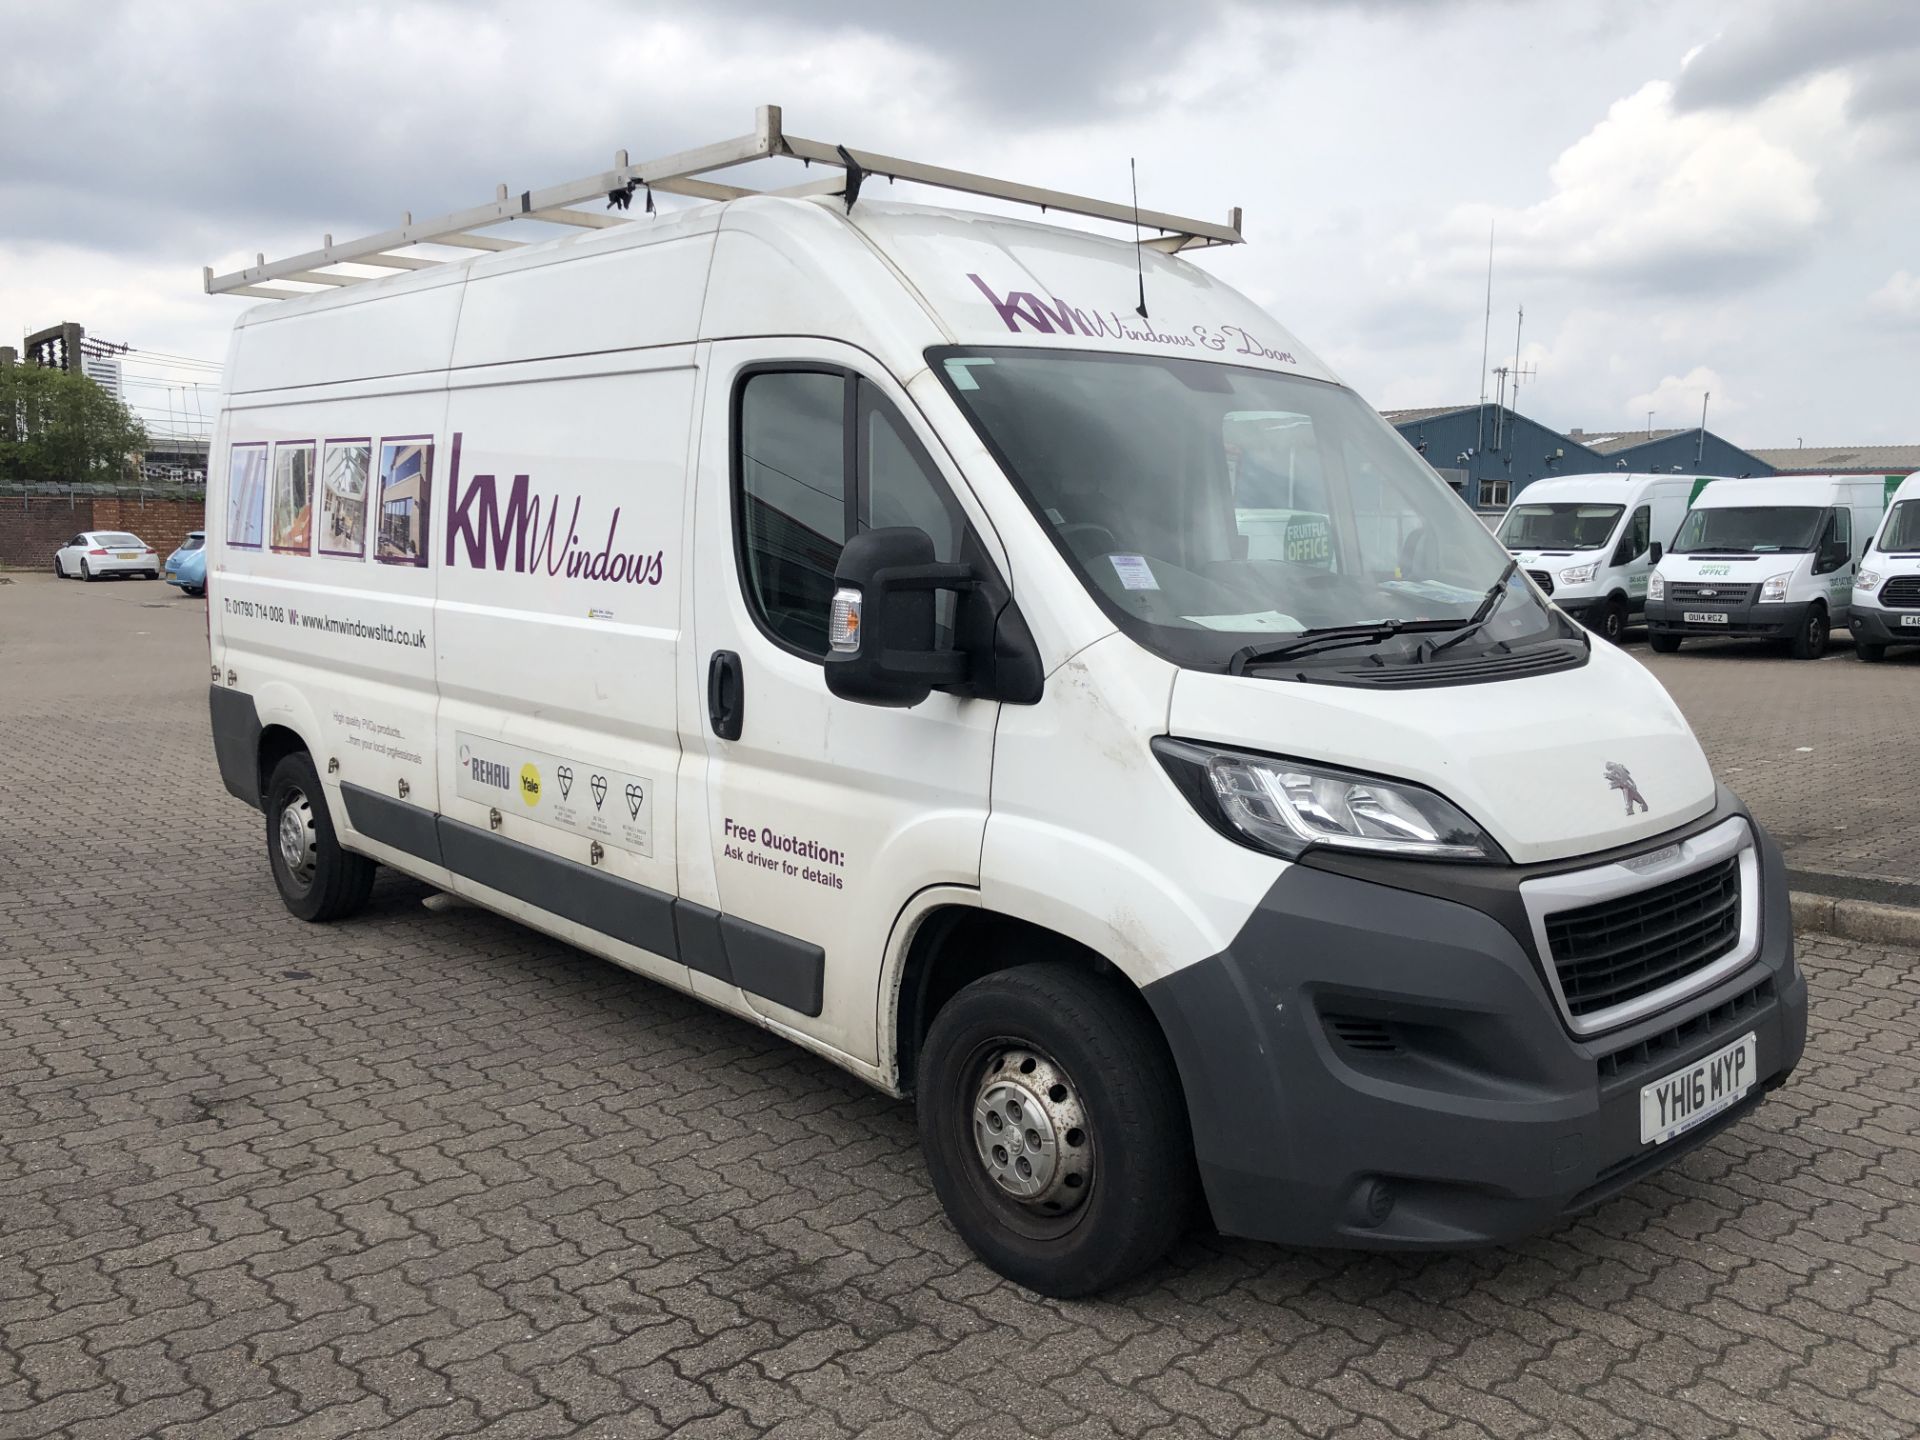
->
xmin=1399 ymin=526 xmax=1437 ymax=576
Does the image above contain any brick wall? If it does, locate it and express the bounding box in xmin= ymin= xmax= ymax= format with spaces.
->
xmin=0 ymin=496 xmax=206 ymax=568
xmin=91 ymin=498 xmax=207 ymax=565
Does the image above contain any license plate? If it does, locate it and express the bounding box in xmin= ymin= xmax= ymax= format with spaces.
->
xmin=1902 ymin=615 xmax=1920 ymax=628
xmin=1641 ymin=1032 xmax=1757 ymax=1145
xmin=165 ymin=571 xmax=176 ymax=582
xmin=116 ymin=551 xmax=139 ymax=560
xmin=1683 ymin=610 xmax=1728 ymax=624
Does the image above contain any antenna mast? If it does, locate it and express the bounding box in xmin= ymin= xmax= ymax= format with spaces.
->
xmin=1476 ymin=221 xmax=1493 ymax=459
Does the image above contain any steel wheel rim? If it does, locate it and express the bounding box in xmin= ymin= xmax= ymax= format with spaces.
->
xmin=967 ymin=1043 xmax=1094 ymax=1221
xmin=278 ymin=789 xmax=318 ymax=887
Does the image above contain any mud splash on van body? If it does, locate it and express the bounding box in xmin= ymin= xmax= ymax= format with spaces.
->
xmin=444 ymin=434 xmax=665 ymax=586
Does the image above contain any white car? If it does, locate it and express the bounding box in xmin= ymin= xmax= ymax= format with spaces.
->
xmin=53 ymin=530 xmax=160 ymax=581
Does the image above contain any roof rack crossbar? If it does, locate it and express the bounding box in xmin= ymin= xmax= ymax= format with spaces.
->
xmin=206 ymin=103 xmax=1244 ymax=298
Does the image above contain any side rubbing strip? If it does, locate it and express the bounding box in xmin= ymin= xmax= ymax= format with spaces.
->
xmin=340 ymin=782 xmax=444 ymax=865
xmin=672 ymin=900 xmax=735 ymax=984
xmin=720 ymin=913 xmax=826 ymax=1018
xmin=436 ymin=817 xmax=678 ymax=959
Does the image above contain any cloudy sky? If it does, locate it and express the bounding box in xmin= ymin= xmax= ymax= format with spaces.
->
xmin=3 ymin=0 xmax=1916 ymax=445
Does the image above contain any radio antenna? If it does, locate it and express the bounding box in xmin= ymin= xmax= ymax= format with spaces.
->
xmin=1130 ymin=157 xmax=1149 ymax=319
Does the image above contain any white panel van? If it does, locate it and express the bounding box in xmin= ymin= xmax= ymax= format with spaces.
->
xmin=1646 ymin=475 xmax=1890 ymax=658
xmin=203 ymin=135 xmax=1805 ymax=1296
xmin=1849 ymin=471 xmax=1920 ymax=661
xmin=1495 ymin=473 xmax=1695 ymax=644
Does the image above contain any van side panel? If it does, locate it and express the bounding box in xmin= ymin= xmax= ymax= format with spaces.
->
xmin=212 ymin=377 xmax=450 ymax=858
xmin=433 ymin=355 xmax=696 ymax=989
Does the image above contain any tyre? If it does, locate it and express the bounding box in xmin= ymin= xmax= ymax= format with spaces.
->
xmin=1788 ymin=605 xmax=1829 ymax=660
xmin=1648 ymin=631 xmax=1682 ymax=653
xmin=52 ymin=555 xmax=63 ymax=578
xmin=1600 ymin=597 xmax=1629 ymax=645
xmin=264 ymin=751 xmax=377 ymax=922
xmin=1856 ymin=641 xmax=1887 ymax=663
xmin=916 ymin=961 xmax=1194 ymax=1297
xmin=146 ymin=570 xmax=159 ymax=580
xmin=81 ymin=560 xmax=95 ymax=582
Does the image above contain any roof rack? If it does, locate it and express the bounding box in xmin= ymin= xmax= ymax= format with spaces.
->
xmin=204 ymin=103 xmax=1244 ymax=300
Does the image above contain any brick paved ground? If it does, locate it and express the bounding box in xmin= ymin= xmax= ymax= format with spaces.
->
xmin=1632 ymin=633 xmax=1920 ymax=888
xmin=3 ymin=572 xmax=1919 ymax=1439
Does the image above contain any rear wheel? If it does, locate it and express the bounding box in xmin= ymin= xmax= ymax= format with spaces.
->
xmin=52 ymin=555 xmax=63 ymax=578
xmin=1788 ymin=604 xmax=1829 ymax=660
xmin=81 ymin=560 xmax=95 ymax=582
xmin=1856 ymin=641 xmax=1887 ymax=663
xmin=1600 ymin=597 xmax=1629 ymax=645
xmin=1648 ymin=631 xmax=1682 ymax=653
xmin=264 ymin=751 xmax=376 ymax=922
xmin=917 ymin=961 xmax=1194 ymax=1297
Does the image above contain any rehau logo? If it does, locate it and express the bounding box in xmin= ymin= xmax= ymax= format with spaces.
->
xmin=445 ymin=433 xmax=666 ymax=586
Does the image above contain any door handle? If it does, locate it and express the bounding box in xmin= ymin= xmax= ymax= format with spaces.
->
xmin=708 ymin=650 xmax=744 ymax=740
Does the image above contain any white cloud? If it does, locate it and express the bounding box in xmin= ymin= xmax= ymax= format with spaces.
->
xmin=1625 ymin=366 xmax=1738 ymax=428
xmin=1430 ymin=76 xmax=1846 ymax=295
xmin=1869 ymin=269 xmax=1920 ymax=323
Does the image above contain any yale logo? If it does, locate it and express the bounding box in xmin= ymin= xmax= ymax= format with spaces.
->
xmin=519 ymin=763 xmax=542 ymax=806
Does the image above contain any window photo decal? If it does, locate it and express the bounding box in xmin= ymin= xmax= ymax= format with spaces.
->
xmin=270 ymin=441 xmax=316 ymax=553
xmin=376 ymin=438 xmax=433 ymax=566
xmin=319 ymin=439 xmax=372 ymax=558
xmin=227 ymin=443 xmax=269 ymax=548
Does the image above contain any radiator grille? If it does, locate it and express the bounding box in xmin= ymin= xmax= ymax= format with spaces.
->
xmin=1546 ymin=856 xmax=1742 ymax=1023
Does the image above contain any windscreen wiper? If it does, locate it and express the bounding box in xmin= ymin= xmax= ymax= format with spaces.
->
xmin=1422 ymin=559 xmax=1520 ymax=659
xmin=1228 ymin=617 xmax=1467 ymax=673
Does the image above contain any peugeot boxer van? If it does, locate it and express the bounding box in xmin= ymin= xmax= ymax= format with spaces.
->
xmin=1646 ymin=475 xmax=1888 ymax=658
xmin=1849 ymin=471 xmax=1920 ymax=661
xmin=1496 ymin=473 xmax=1694 ymax=644
xmin=201 ymin=120 xmax=1805 ymax=1296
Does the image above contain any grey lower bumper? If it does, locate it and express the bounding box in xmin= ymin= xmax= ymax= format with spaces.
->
xmin=209 ymin=685 xmax=263 ymax=809
xmin=1645 ymin=596 xmax=1812 ymax=639
xmin=1848 ymin=604 xmax=1920 ymax=646
xmin=1143 ymin=800 xmax=1806 ymax=1249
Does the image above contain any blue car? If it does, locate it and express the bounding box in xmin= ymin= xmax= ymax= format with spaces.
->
xmin=164 ymin=530 xmax=207 ymax=596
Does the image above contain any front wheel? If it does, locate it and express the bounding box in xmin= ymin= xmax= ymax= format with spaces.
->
xmin=1788 ymin=605 xmax=1829 ymax=660
xmin=1856 ymin=640 xmax=1887 ymax=663
xmin=917 ymin=962 xmax=1194 ymax=1297
xmin=1648 ymin=631 xmax=1682 ymax=653
xmin=1600 ymin=597 xmax=1629 ymax=645
xmin=264 ymin=752 xmax=377 ymax=922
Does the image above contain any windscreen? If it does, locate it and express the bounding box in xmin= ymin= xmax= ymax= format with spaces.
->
xmin=934 ymin=347 xmax=1565 ymax=672
xmin=180 ymin=534 xmax=205 ymax=551
xmin=1876 ymin=500 xmax=1920 ymax=552
xmin=1498 ymin=503 xmax=1624 ymax=551
xmin=1670 ymin=506 xmax=1822 ymax=554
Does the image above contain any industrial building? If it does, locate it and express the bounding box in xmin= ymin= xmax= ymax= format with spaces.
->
xmin=1565 ymin=427 xmax=1773 ymax=479
xmin=1381 ymin=404 xmax=1604 ymax=510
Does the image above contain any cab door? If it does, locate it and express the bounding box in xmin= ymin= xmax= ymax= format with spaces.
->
xmin=687 ymin=339 xmax=1003 ymax=1065
xmin=1611 ymin=503 xmax=1653 ymax=607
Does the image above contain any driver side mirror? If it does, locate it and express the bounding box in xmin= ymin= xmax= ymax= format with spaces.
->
xmin=1649 ymin=541 xmax=1662 ymax=565
xmin=824 ymin=527 xmax=973 ymax=708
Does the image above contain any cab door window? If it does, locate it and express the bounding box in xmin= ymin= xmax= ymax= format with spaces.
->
xmin=736 ymin=368 xmax=966 ymax=658
xmin=1611 ymin=505 xmax=1651 ymax=567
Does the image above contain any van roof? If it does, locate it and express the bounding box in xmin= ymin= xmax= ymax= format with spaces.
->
xmin=1508 ymin=473 xmax=1697 ymax=503
xmin=1688 ymin=475 xmax=1877 ymax=507
xmin=223 ymin=193 xmax=1338 ymax=394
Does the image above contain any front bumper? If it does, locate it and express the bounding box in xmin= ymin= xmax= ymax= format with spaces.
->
xmin=1645 ymin=595 xmax=1810 ymax=639
xmin=1144 ymin=793 xmax=1806 ymax=1249
xmin=1848 ymin=603 xmax=1920 ymax=646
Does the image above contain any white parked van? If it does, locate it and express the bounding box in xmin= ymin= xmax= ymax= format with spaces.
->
xmin=201 ymin=111 xmax=1805 ymax=1296
xmin=1495 ymin=473 xmax=1695 ymax=644
xmin=1849 ymin=471 xmax=1920 ymax=661
xmin=1646 ymin=475 xmax=1889 ymax=658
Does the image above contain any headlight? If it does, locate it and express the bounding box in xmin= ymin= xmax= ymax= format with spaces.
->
xmin=1559 ymin=561 xmax=1599 ymax=585
xmin=1758 ymin=572 xmax=1792 ymax=603
xmin=1647 ymin=570 xmax=1665 ymax=601
xmin=1153 ymin=739 xmax=1502 ymax=863
xmin=1855 ymin=568 xmax=1882 ymax=594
